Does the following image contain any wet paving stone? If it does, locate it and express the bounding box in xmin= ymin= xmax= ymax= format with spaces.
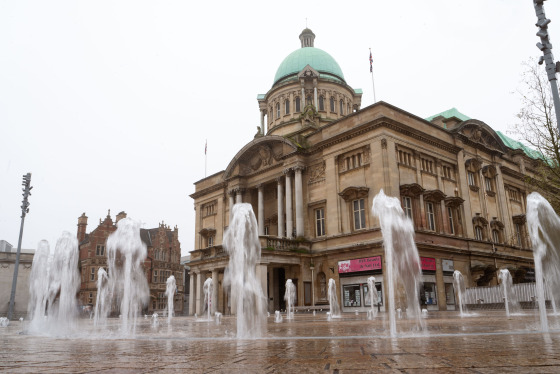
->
xmin=1 ymin=311 xmax=560 ymax=373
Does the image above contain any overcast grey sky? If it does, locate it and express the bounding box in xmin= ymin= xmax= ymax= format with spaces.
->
xmin=1 ymin=0 xmax=558 ymax=256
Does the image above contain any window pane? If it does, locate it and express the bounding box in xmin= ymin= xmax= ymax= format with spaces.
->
xmin=343 ymin=284 xmax=361 ymax=307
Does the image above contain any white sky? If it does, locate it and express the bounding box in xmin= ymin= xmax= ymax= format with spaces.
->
xmin=1 ymin=0 xmax=559 ymax=256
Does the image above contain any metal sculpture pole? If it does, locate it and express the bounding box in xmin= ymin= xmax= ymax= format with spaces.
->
xmin=533 ymin=0 xmax=560 ymax=134
xmin=7 ymin=173 xmax=32 ymax=320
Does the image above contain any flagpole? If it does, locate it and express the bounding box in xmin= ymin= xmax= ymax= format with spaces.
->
xmin=370 ymin=48 xmax=377 ymax=103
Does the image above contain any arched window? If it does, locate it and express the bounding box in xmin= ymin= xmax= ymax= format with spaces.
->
xmin=276 ymin=103 xmax=280 ymax=119
xmin=319 ymin=96 xmax=325 ymax=111
xmin=295 ymin=97 xmax=301 ymax=112
xmin=492 ymin=229 xmax=500 ymax=244
xmin=330 ymin=96 xmax=335 ymax=112
xmin=340 ymin=99 xmax=344 ymax=115
xmin=285 ymin=99 xmax=290 ymax=115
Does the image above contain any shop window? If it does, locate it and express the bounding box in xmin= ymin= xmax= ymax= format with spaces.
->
xmin=315 ymin=208 xmax=325 ymax=237
xmin=295 ymin=97 xmax=301 ymax=112
xmin=363 ymin=282 xmax=383 ymax=306
xmin=426 ymin=202 xmax=436 ymax=231
xmin=422 ymin=283 xmax=437 ymax=305
xmin=403 ymin=196 xmax=413 ymax=220
xmin=319 ymin=96 xmax=325 ymax=111
xmin=445 ymin=283 xmax=455 ymax=305
xmin=353 ymin=198 xmax=366 ymax=230
xmin=284 ymin=99 xmax=290 ymax=115
xmin=330 ymin=96 xmax=335 ymax=112
xmin=343 ymin=284 xmax=362 ymax=307
xmin=96 ymin=245 xmax=105 ymax=256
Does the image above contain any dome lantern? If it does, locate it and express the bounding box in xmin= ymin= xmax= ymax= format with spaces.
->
xmin=299 ymin=28 xmax=315 ymax=48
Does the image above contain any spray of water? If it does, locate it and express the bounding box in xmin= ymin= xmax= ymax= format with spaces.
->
xmin=27 ymin=232 xmax=80 ymax=335
xmin=367 ymin=277 xmax=377 ymax=319
xmin=498 ymin=269 xmax=519 ymax=317
xmin=94 ymin=268 xmax=110 ymax=326
xmin=453 ymin=270 xmax=467 ymax=317
xmin=223 ymin=203 xmax=266 ymax=338
xmin=284 ymin=279 xmax=296 ymax=319
xmin=526 ymin=192 xmax=560 ymax=332
xmin=203 ymin=277 xmax=213 ymax=321
xmin=372 ymin=189 xmax=424 ymax=337
xmin=327 ymin=279 xmax=341 ymax=318
xmin=106 ymin=217 xmax=150 ymax=335
xmin=165 ymin=275 xmax=177 ymax=324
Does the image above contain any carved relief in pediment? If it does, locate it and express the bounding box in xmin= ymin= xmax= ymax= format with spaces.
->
xmin=461 ymin=124 xmax=501 ymax=151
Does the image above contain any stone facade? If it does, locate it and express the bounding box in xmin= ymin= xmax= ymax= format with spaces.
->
xmin=188 ymin=30 xmax=536 ymax=315
xmin=0 ymin=243 xmax=34 ymax=318
xmin=77 ymin=211 xmax=184 ymax=314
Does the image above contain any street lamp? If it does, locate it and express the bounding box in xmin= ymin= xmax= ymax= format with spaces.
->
xmin=7 ymin=173 xmax=32 ymax=320
xmin=533 ymin=0 xmax=560 ymax=134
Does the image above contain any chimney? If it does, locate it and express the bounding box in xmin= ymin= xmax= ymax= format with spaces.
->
xmin=116 ymin=211 xmax=127 ymax=223
xmin=77 ymin=213 xmax=88 ymax=243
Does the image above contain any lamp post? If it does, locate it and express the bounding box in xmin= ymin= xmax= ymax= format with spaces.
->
xmin=533 ymin=0 xmax=560 ymax=134
xmin=7 ymin=173 xmax=32 ymax=320
xmin=310 ymin=263 xmax=315 ymax=307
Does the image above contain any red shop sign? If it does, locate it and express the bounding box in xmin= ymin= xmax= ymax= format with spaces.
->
xmin=338 ymin=256 xmax=382 ymax=274
xmin=421 ymin=257 xmax=436 ymax=271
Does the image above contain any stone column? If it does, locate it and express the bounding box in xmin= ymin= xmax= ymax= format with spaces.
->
xmin=228 ymin=192 xmax=234 ymax=225
xmin=313 ymin=78 xmax=318 ymax=108
xmin=195 ymin=272 xmax=203 ymax=315
xmin=258 ymin=184 xmax=264 ymax=236
xmin=277 ymin=178 xmax=284 ymax=237
xmin=256 ymin=264 xmax=268 ymax=311
xmin=260 ymin=110 xmax=265 ymax=134
xmin=294 ymin=166 xmax=304 ymax=237
xmin=189 ymin=271 xmax=196 ymax=315
xmin=285 ymin=170 xmax=293 ymax=238
xmin=212 ymin=269 xmax=219 ymax=315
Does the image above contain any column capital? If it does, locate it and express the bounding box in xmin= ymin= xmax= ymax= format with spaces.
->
xmin=256 ymin=183 xmax=264 ymax=189
xmin=293 ymin=164 xmax=305 ymax=173
xmin=276 ymin=176 xmax=284 ymax=184
xmin=283 ymin=168 xmax=293 ymax=175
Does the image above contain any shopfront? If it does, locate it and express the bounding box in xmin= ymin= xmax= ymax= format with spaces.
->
xmin=338 ymin=256 xmax=384 ymax=313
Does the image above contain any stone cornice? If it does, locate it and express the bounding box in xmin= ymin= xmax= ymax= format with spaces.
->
xmin=500 ymin=166 xmax=525 ymax=180
xmin=189 ymin=182 xmax=227 ymax=200
xmin=307 ymin=117 xmax=462 ymax=155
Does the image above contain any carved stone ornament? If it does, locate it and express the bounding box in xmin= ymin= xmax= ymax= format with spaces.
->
xmin=423 ymin=189 xmax=447 ymax=202
xmin=308 ymin=161 xmax=326 ymax=183
xmin=444 ymin=196 xmax=465 ymax=208
xmin=249 ymin=145 xmax=273 ymax=171
xmin=338 ymin=186 xmax=369 ymax=201
xmin=400 ymin=183 xmax=425 ymax=197
xmin=300 ymin=104 xmax=319 ymax=127
xmin=512 ymin=214 xmax=526 ymax=225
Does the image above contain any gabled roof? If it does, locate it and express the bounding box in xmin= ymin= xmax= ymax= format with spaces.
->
xmin=424 ymin=107 xmax=470 ymax=122
xmin=496 ymin=131 xmax=542 ymax=160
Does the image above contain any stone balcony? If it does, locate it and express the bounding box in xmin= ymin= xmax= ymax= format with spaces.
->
xmin=190 ymin=237 xmax=311 ymax=262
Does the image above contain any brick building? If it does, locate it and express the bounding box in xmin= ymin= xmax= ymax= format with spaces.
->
xmin=77 ymin=211 xmax=184 ymax=314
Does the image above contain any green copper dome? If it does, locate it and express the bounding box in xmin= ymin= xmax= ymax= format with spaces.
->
xmin=273 ymin=47 xmax=346 ymax=86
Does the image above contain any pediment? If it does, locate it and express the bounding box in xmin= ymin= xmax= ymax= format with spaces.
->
xmin=224 ymin=136 xmax=298 ymax=179
xmin=400 ymin=183 xmax=425 ymax=197
xmin=297 ymin=64 xmax=320 ymax=79
xmin=338 ymin=186 xmax=369 ymax=201
xmin=451 ymin=120 xmax=508 ymax=153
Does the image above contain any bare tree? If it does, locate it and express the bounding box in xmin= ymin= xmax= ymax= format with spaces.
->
xmin=512 ymin=59 xmax=560 ymax=212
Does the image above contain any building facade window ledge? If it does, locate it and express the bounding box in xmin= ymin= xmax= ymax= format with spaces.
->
xmin=469 ymin=185 xmax=480 ymax=192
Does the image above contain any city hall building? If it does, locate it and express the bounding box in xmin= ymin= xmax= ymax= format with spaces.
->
xmin=188 ymin=29 xmax=536 ymax=315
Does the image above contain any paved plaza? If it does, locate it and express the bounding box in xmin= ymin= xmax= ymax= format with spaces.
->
xmin=2 ymin=311 xmax=560 ymax=373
